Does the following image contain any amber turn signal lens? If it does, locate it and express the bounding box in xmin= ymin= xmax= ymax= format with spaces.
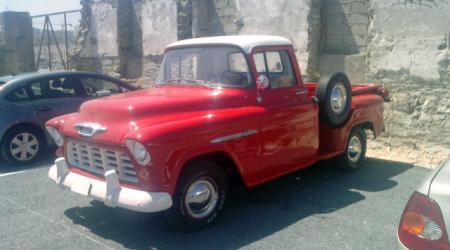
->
xmin=402 ymin=212 xmax=426 ymax=236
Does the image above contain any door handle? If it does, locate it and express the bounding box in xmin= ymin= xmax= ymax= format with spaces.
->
xmin=36 ymin=107 xmax=52 ymax=112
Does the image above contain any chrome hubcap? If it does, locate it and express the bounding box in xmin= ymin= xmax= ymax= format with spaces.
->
xmin=331 ymin=83 xmax=347 ymax=114
xmin=348 ymin=135 xmax=362 ymax=163
xmin=185 ymin=178 xmax=218 ymax=219
xmin=9 ymin=133 xmax=39 ymax=161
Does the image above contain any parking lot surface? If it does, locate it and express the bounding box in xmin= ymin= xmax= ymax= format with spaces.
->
xmin=0 ymin=156 xmax=429 ymax=249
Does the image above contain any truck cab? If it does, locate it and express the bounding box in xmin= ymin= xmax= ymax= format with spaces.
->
xmin=47 ymin=35 xmax=388 ymax=231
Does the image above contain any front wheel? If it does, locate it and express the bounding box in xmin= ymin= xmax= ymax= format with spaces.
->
xmin=336 ymin=127 xmax=367 ymax=171
xmin=1 ymin=126 xmax=45 ymax=165
xmin=165 ymin=160 xmax=228 ymax=232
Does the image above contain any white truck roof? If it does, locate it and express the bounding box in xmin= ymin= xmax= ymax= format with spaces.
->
xmin=165 ymin=35 xmax=293 ymax=53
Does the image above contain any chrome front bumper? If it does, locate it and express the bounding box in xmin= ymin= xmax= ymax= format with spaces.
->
xmin=48 ymin=157 xmax=172 ymax=213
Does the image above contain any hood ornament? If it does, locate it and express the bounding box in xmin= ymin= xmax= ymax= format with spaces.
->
xmin=75 ymin=122 xmax=107 ymax=138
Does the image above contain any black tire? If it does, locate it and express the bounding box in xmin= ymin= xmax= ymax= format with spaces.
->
xmin=316 ymin=72 xmax=352 ymax=126
xmin=0 ymin=126 xmax=45 ymax=165
xmin=165 ymin=160 xmax=229 ymax=232
xmin=336 ymin=127 xmax=367 ymax=172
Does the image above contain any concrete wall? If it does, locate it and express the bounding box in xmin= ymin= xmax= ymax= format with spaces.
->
xmin=71 ymin=1 xmax=120 ymax=75
xmin=72 ymin=0 xmax=177 ymax=80
xmin=232 ymin=0 xmax=320 ymax=80
xmin=366 ymin=0 xmax=450 ymax=166
xmin=140 ymin=0 xmax=177 ymax=81
xmin=72 ymin=0 xmax=450 ymax=166
xmin=367 ymin=0 xmax=449 ymax=83
xmin=319 ymin=0 xmax=370 ymax=84
xmin=0 ymin=12 xmax=34 ymax=75
xmin=176 ymin=0 xmax=321 ymax=80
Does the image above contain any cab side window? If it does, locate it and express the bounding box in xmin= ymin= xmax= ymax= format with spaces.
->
xmin=253 ymin=51 xmax=296 ymax=89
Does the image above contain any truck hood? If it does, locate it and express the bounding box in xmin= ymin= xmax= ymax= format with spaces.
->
xmin=60 ymin=86 xmax=254 ymax=144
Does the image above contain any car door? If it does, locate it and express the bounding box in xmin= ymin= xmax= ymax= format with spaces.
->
xmin=25 ymin=77 xmax=87 ymax=126
xmin=253 ymin=49 xmax=318 ymax=180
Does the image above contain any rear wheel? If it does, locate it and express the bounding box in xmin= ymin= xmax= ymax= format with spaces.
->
xmin=1 ymin=126 xmax=45 ymax=165
xmin=316 ymin=72 xmax=352 ymax=126
xmin=336 ymin=127 xmax=367 ymax=171
xmin=165 ymin=160 xmax=228 ymax=232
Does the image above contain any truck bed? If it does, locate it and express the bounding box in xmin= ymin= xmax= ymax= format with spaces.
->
xmin=304 ymin=82 xmax=388 ymax=161
xmin=304 ymin=82 xmax=389 ymax=99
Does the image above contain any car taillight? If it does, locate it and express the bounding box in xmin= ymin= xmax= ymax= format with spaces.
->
xmin=398 ymin=192 xmax=450 ymax=250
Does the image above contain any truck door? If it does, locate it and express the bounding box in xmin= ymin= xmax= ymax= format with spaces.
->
xmin=253 ymin=49 xmax=318 ymax=180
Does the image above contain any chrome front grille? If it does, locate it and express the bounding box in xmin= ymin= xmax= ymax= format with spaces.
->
xmin=67 ymin=140 xmax=138 ymax=183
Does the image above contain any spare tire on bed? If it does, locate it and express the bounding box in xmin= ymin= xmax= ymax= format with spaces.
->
xmin=316 ymin=72 xmax=352 ymax=126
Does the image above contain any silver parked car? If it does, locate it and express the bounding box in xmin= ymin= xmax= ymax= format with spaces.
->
xmin=398 ymin=158 xmax=450 ymax=249
xmin=0 ymin=71 xmax=137 ymax=165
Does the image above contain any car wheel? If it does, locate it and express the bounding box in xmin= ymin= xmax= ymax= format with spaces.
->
xmin=316 ymin=72 xmax=352 ymax=126
xmin=165 ymin=160 xmax=228 ymax=232
xmin=1 ymin=126 xmax=45 ymax=165
xmin=336 ymin=127 xmax=367 ymax=172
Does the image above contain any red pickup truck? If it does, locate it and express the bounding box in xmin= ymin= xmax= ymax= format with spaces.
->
xmin=47 ymin=35 xmax=388 ymax=231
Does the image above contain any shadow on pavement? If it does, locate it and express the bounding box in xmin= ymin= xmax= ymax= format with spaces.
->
xmin=64 ymin=157 xmax=414 ymax=249
xmin=0 ymin=146 xmax=56 ymax=174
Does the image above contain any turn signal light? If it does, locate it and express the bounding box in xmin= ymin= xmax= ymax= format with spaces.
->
xmin=398 ymin=192 xmax=450 ymax=250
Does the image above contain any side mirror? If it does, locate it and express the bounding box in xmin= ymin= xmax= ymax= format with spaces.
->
xmin=256 ymin=74 xmax=269 ymax=89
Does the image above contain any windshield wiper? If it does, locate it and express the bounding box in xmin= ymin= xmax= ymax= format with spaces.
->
xmin=162 ymin=78 xmax=213 ymax=88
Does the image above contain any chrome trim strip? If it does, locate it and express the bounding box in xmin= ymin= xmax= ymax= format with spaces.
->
xmin=296 ymin=90 xmax=308 ymax=95
xmin=75 ymin=122 xmax=107 ymax=138
xmin=210 ymin=129 xmax=258 ymax=144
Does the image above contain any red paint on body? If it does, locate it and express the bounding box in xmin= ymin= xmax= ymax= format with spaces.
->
xmin=47 ymin=43 xmax=387 ymax=196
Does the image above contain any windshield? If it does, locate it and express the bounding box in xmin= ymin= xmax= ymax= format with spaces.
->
xmin=157 ymin=47 xmax=252 ymax=87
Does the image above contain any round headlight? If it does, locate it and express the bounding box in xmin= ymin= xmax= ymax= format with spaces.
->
xmin=125 ymin=139 xmax=151 ymax=166
xmin=46 ymin=126 xmax=64 ymax=147
xmin=133 ymin=142 xmax=147 ymax=161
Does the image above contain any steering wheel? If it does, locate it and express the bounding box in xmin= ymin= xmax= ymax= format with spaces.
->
xmin=221 ymin=71 xmax=244 ymax=85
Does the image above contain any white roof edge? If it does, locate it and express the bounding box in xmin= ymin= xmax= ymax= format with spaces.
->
xmin=165 ymin=35 xmax=293 ymax=53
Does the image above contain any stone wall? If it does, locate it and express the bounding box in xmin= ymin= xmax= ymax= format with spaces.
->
xmin=174 ymin=0 xmax=320 ymax=80
xmin=73 ymin=0 xmax=450 ymax=166
xmin=71 ymin=1 xmax=119 ymax=75
xmin=366 ymin=0 xmax=450 ymax=167
xmin=140 ymin=0 xmax=177 ymax=82
xmin=319 ymin=0 xmax=370 ymax=84
xmin=72 ymin=0 xmax=176 ymax=82
xmin=0 ymin=11 xmax=34 ymax=75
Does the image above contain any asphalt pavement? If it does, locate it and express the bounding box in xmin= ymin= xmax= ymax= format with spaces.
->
xmin=0 ymin=156 xmax=429 ymax=250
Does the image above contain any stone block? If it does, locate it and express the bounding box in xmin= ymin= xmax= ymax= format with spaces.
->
xmin=346 ymin=34 xmax=367 ymax=46
xmin=349 ymin=24 xmax=368 ymax=36
xmin=319 ymin=54 xmax=367 ymax=83
xmin=325 ymin=35 xmax=345 ymax=49
xmin=326 ymin=23 xmax=350 ymax=35
xmin=351 ymin=1 xmax=369 ymax=13
xmin=327 ymin=13 xmax=344 ymax=25
xmin=347 ymin=13 xmax=369 ymax=25
xmin=141 ymin=0 xmax=177 ymax=55
xmin=327 ymin=2 xmax=351 ymax=14
xmin=0 ymin=11 xmax=34 ymax=75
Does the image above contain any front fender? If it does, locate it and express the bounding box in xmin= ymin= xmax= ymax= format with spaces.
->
xmin=135 ymin=110 xmax=262 ymax=195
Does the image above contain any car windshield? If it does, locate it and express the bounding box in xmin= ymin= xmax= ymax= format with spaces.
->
xmin=157 ymin=46 xmax=252 ymax=87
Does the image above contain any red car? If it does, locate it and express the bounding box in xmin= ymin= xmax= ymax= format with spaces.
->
xmin=46 ymin=36 xmax=389 ymax=231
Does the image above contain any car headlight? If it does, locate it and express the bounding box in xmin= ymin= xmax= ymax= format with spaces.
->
xmin=125 ymin=139 xmax=151 ymax=166
xmin=46 ymin=126 xmax=64 ymax=147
